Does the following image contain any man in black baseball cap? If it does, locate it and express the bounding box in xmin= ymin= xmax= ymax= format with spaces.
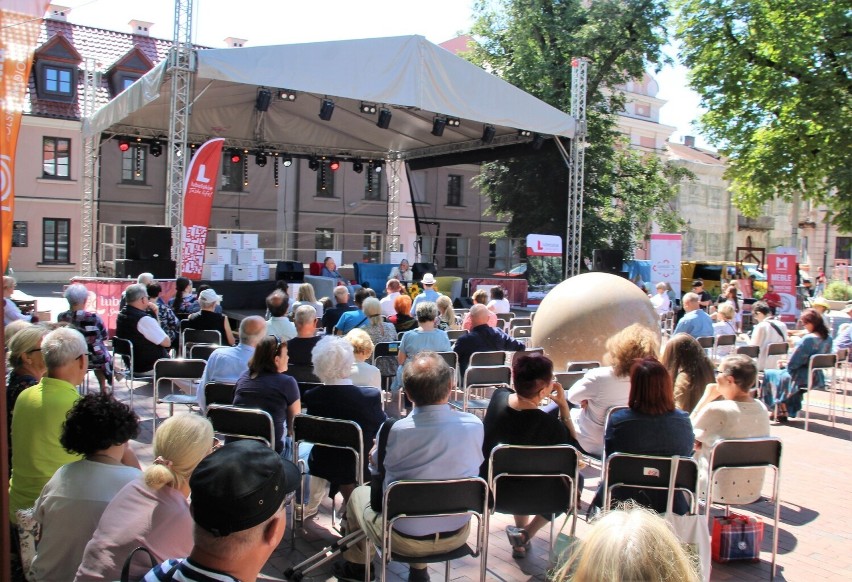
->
xmin=143 ymin=440 xmax=300 ymax=582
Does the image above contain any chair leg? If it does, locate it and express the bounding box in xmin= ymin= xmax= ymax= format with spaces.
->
xmin=444 ymin=560 xmax=450 ymax=580
xmin=804 ymin=387 xmax=810 ymax=431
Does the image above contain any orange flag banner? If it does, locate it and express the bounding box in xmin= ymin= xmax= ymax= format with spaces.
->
xmin=0 ymin=1 xmax=50 ymax=273
xmin=180 ymin=138 xmax=225 ymax=279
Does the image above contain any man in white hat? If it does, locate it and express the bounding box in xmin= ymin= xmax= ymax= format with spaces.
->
xmin=811 ymin=297 xmax=833 ymax=332
xmin=409 ymin=273 xmax=442 ymax=317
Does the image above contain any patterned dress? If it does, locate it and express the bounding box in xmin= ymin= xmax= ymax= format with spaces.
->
xmin=155 ymin=297 xmax=181 ymax=344
xmin=57 ymin=309 xmax=113 ymax=380
xmin=169 ymin=293 xmax=200 ymax=315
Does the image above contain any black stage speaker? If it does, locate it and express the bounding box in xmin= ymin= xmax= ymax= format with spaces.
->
xmin=454 ymin=297 xmax=474 ymax=309
xmin=115 ymin=259 xmax=176 ymax=279
xmin=592 ymin=249 xmax=624 ymax=274
xmin=412 ymin=262 xmax=437 ymax=281
xmin=275 ymin=261 xmax=305 ymax=283
xmin=125 ymin=226 xmax=172 ymax=260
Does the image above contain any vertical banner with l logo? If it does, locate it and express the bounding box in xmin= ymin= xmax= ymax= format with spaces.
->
xmin=767 ymin=253 xmax=799 ymax=322
xmin=1 ymin=1 xmax=52 ymax=273
xmin=181 ymin=138 xmax=225 ymax=279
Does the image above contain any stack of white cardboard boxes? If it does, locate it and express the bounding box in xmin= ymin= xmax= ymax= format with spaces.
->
xmin=202 ymin=233 xmax=270 ymax=281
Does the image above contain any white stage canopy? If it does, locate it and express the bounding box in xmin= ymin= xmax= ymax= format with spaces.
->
xmin=85 ymin=35 xmax=576 ymax=160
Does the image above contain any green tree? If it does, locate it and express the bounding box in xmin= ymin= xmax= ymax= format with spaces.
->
xmin=674 ymin=0 xmax=852 ymax=228
xmin=469 ymin=0 xmax=690 ymax=262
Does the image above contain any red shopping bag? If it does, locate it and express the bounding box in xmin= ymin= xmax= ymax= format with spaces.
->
xmin=711 ymin=513 xmax=764 ymax=563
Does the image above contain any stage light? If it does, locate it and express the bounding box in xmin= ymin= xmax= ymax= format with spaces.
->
xmin=360 ymin=102 xmax=377 ymax=114
xmin=531 ymin=133 xmax=546 ymax=150
xmin=255 ymin=89 xmax=272 ymax=112
xmin=230 ymin=150 xmax=242 ymax=164
xmin=282 ymin=156 xmax=293 ymax=167
xmin=149 ymin=139 xmax=163 ymax=157
xmin=319 ymin=99 xmax=335 ymax=121
xmin=377 ymin=108 xmax=392 ymax=129
xmin=431 ymin=116 xmax=447 ymax=137
xmin=278 ymin=89 xmax=297 ymax=101
xmin=518 ymin=129 xmax=532 ymax=137
xmin=118 ymin=138 xmax=130 ymax=152
xmin=352 ymin=159 xmax=364 ymax=174
xmin=329 ymin=159 xmax=340 ymax=171
xmin=255 ymin=152 xmax=267 ymax=167
xmin=308 ymin=156 xmax=319 ymax=171
xmin=371 ymin=160 xmax=383 ymax=173
xmin=447 ymin=117 xmax=460 ymax=127
xmin=481 ymin=124 xmax=496 ymax=144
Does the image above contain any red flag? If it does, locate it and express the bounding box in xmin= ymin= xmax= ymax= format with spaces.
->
xmin=180 ymin=138 xmax=225 ymax=279
xmin=1 ymin=1 xmax=52 ymax=273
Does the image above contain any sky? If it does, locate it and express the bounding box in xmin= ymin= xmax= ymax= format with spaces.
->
xmin=62 ymin=0 xmax=708 ymax=148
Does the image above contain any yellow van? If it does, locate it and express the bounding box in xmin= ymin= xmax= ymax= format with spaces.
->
xmin=681 ymin=261 xmax=766 ymax=298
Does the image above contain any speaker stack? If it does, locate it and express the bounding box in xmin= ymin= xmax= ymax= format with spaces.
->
xmin=116 ymin=226 xmax=175 ymax=278
xmin=275 ymin=261 xmax=305 ymax=283
xmin=412 ymin=262 xmax=437 ymax=281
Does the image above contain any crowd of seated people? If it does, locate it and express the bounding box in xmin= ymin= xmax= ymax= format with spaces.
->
xmin=6 ymin=268 xmax=797 ymax=582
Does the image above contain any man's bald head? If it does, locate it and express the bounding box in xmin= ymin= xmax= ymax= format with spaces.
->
xmin=239 ymin=316 xmax=267 ymax=346
xmin=470 ymin=304 xmax=491 ymax=326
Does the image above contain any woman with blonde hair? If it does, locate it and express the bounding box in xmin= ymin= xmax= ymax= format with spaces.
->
xmin=75 ymin=414 xmax=214 ymax=581
xmin=436 ymin=294 xmax=460 ymax=331
xmin=566 ymin=324 xmax=660 ymax=456
xmin=361 ymin=296 xmax=396 ymax=345
xmin=345 ymin=328 xmax=381 ymax=389
xmin=661 ymin=334 xmax=716 ymax=413
xmin=290 ymin=282 xmax=323 ymax=319
xmin=553 ymin=504 xmax=700 ymax=582
xmin=6 ymin=324 xmax=49 ymax=463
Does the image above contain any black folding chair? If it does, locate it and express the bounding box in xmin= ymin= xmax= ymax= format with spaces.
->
xmin=206 ymin=404 xmax=275 ymax=448
xmin=111 ymin=337 xmax=154 ymax=410
xmin=804 ymin=353 xmax=836 ymax=431
xmin=447 ymin=329 xmax=466 ymax=341
xmin=189 ymin=344 xmax=219 ymax=361
xmin=468 ymin=351 xmax=506 ymax=368
xmin=450 ymin=365 xmax=511 ymax=414
xmin=180 ymin=328 xmax=221 ymax=358
xmin=565 ymin=360 xmax=600 ymax=372
xmin=152 ymin=358 xmax=206 ymax=431
xmin=204 ymin=381 xmax=236 ymax=407
xmin=602 ymin=453 xmax=699 ymax=515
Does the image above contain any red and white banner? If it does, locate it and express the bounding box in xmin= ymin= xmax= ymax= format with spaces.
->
xmin=70 ymin=278 xmax=177 ymax=335
xmin=767 ymin=253 xmax=798 ymax=322
xmin=1 ymin=0 xmax=52 ymax=273
xmin=650 ymin=234 xmax=682 ymax=297
xmin=526 ymin=234 xmax=562 ymax=257
xmin=181 ymin=138 xmax=225 ymax=279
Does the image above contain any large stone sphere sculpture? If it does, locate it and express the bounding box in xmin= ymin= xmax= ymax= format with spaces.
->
xmin=531 ymin=272 xmax=661 ymax=371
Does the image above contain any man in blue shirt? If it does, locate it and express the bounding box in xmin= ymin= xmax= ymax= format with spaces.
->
xmin=834 ymin=304 xmax=852 ymax=359
xmin=197 ymin=316 xmax=265 ymax=412
xmin=322 ymin=286 xmax=356 ymax=335
xmin=409 ymin=273 xmax=442 ymax=316
xmin=672 ymin=292 xmax=714 ymax=339
xmin=332 ymin=351 xmax=483 ymax=582
xmin=335 ymin=288 xmax=371 ymax=335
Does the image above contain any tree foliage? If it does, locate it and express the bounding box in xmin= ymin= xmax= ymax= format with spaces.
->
xmin=468 ymin=0 xmax=690 ymax=261
xmin=674 ymin=0 xmax=852 ymax=229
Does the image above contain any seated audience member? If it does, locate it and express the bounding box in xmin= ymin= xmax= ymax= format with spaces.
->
xmin=115 ymin=283 xmax=170 ymax=374
xmin=436 ymin=294 xmax=461 ymax=331
xmin=482 ymin=353 xmax=578 ymax=559
xmin=302 ymin=336 xmax=386 ymax=506
xmin=9 ymin=327 xmax=89 ymax=521
xmin=169 ymin=276 xmax=200 ymax=316
xmin=197 ymin=316 xmax=265 ymax=413
xmin=712 ymin=302 xmax=739 ymax=357
xmin=761 ymin=284 xmax=783 ymax=315
xmin=661 ymin=333 xmax=716 ymax=413
xmin=749 ymin=300 xmax=788 ymax=370
xmin=762 ymin=308 xmax=833 ymax=421
xmin=650 ymin=282 xmax=671 ymax=315
xmin=345 ymin=328 xmax=381 ymax=389
xmin=4 ymin=276 xmax=38 ymax=325
xmin=388 ymin=258 xmax=413 ymax=284
xmin=552 ymin=504 xmax=700 ymax=582
xmin=592 ymin=358 xmax=694 ymax=514
xmin=290 ymin=282 xmax=324 ymax=320
xmin=335 ymin=288 xmax=371 ymax=335
xmin=567 ymin=324 xmax=659 ymax=457
xmin=75 ymin=414 xmax=213 ymax=581
xmin=30 ymin=394 xmax=141 ymax=582
xmin=691 ymin=279 xmax=713 ymax=308
xmin=720 ymin=283 xmax=742 ymax=330
xmin=287 ymin=306 xmax=322 ymax=382
xmin=58 ymin=284 xmax=113 ymax=393
xmin=146 ymin=283 xmax=180 ymax=347
xmin=461 ymin=289 xmax=498 ymax=330
xmin=810 ymin=297 xmax=832 ymax=332
xmin=6 ymin=324 xmax=48 ymax=462
xmin=380 ymin=279 xmax=403 ymax=317
xmin=835 ymin=303 xmax=852 ymax=355
xmin=392 ymin=301 xmax=452 ymax=391
xmin=409 ymin=273 xmax=442 ymax=316
xmin=454 ymin=304 xmax=525 ymax=376
xmin=233 ymin=335 xmax=301 ymax=459
xmin=322 ymin=286 xmax=356 ymax=335
xmin=361 ymin=296 xmax=396 ymax=345
xmin=672 ymin=292 xmax=714 ymax=338
xmin=185 ymin=288 xmax=235 ymax=346
xmin=388 ymin=294 xmax=417 ymax=334
xmin=691 ymin=354 xmax=770 ymax=500
xmin=487 ymin=285 xmax=511 ymax=314
xmin=5 ymin=319 xmax=34 ymax=343
xmin=118 ymin=273 xmax=157 ymax=310
xmin=142 ymin=440 xmax=300 ymax=582
xmin=332 ymin=352 xmax=483 ymax=582
xmin=266 ymin=289 xmax=297 ymax=341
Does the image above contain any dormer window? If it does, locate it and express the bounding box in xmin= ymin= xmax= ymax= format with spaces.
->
xmin=33 ymin=33 xmax=81 ymax=103
xmin=106 ymin=47 xmax=153 ymax=97
xmin=44 ymin=65 xmax=74 ymax=95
